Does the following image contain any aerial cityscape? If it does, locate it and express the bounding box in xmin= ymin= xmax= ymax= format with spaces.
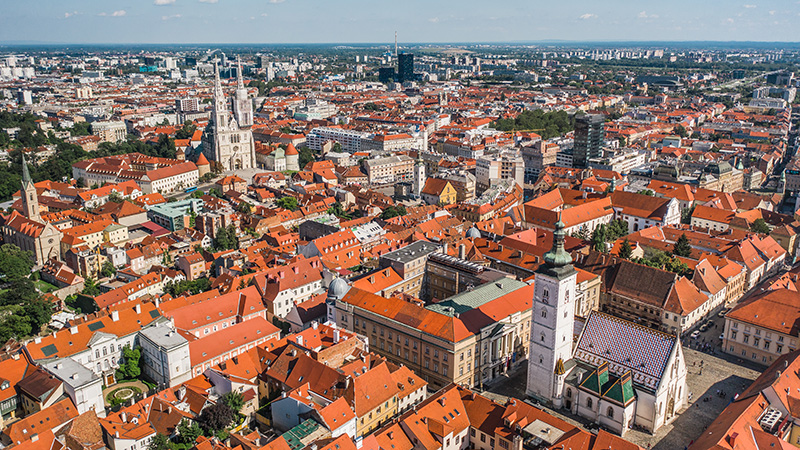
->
xmin=0 ymin=2 xmax=800 ymax=450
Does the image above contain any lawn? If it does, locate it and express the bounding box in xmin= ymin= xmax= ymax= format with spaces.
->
xmin=35 ymin=280 xmax=58 ymax=294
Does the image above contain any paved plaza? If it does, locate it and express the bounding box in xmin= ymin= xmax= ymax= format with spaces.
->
xmin=480 ymin=343 xmax=762 ymax=449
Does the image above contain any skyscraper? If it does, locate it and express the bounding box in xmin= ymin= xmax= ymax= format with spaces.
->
xmin=397 ymin=53 xmax=414 ymax=83
xmin=572 ymin=114 xmax=605 ymax=169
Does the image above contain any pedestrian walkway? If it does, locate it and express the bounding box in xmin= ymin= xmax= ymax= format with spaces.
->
xmin=102 ymin=380 xmax=149 ymax=406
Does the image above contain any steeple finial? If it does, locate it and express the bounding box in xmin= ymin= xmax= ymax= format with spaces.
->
xmin=543 ymin=210 xmax=572 ymax=268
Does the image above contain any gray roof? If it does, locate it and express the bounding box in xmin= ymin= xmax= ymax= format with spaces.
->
xmin=380 ymin=241 xmax=441 ymax=264
xmin=42 ymin=357 xmax=101 ymax=389
xmin=140 ymin=323 xmax=189 ymax=350
xmin=427 ymin=278 xmax=528 ymax=316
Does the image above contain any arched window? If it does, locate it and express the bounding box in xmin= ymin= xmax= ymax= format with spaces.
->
xmin=539 ymin=355 xmax=543 ymax=364
xmin=586 ymin=398 xmax=592 ymax=408
xmin=566 ymin=389 xmax=572 ymax=399
xmin=607 ymin=407 xmax=614 ymax=418
xmin=541 ymin=309 xmax=547 ymax=319
xmin=540 ymin=333 xmax=545 ymax=342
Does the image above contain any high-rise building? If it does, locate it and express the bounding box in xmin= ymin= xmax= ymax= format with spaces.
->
xmin=378 ymin=67 xmax=395 ymax=83
xmin=572 ymin=114 xmax=605 ymax=169
xmin=397 ymin=53 xmax=414 ymax=83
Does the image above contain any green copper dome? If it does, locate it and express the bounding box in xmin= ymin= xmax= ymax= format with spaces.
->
xmin=544 ymin=217 xmax=573 ymax=268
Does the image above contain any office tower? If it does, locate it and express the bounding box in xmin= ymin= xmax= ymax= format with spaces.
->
xmin=572 ymin=114 xmax=605 ymax=169
xmin=397 ymin=53 xmax=414 ymax=83
xmin=378 ymin=67 xmax=395 ymax=83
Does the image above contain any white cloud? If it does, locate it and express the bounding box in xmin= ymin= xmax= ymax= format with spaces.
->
xmin=260 ymin=13 xmax=268 ymax=17
xmin=162 ymin=14 xmax=182 ymax=20
xmin=579 ymin=13 xmax=596 ymax=20
xmin=154 ymin=0 xmax=175 ymax=4
xmin=269 ymin=0 xmax=285 ymax=3
xmin=637 ymin=11 xmax=659 ymax=19
xmin=428 ymin=17 xmax=440 ymax=23
xmin=743 ymin=4 xmax=756 ymax=7
xmin=98 ymin=10 xmax=126 ymax=16
xmin=726 ymin=17 xmax=735 ymax=23
xmin=198 ymin=0 xmax=218 ymax=3
xmin=769 ymin=10 xmax=776 ymax=15
xmin=64 ymin=11 xmax=78 ymax=18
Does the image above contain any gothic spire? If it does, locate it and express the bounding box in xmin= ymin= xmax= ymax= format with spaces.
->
xmin=21 ymin=153 xmax=33 ymax=188
xmin=213 ymin=59 xmax=223 ymax=98
xmin=236 ymin=55 xmax=244 ymax=90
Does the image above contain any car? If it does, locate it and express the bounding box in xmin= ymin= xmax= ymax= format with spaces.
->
xmin=690 ymin=331 xmax=701 ymax=339
xmin=719 ymin=334 xmax=724 ymax=340
xmin=700 ymin=323 xmax=710 ymax=332
xmin=718 ymin=310 xmax=728 ymax=318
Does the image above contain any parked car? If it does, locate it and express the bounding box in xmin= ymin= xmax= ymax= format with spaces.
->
xmin=691 ymin=331 xmax=701 ymax=339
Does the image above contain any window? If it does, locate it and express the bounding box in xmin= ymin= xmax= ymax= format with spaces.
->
xmin=731 ymin=331 xmax=737 ymax=340
xmin=765 ymin=342 xmax=770 ymax=350
xmin=586 ymin=398 xmax=593 ymax=408
xmin=777 ymin=345 xmax=783 ymax=353
xmin=480 ymin=434 xmax=486 ymax=443
xmin=541 ymin=309 xmax=547 ymax=319
xmin=566 ymin=388 xmax=572 ymax=398
xmin=607 ymin=407 xmax=614 ymax=418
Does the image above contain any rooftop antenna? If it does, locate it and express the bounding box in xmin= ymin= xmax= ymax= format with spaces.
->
xmin=395 ymin=31 xmax=398 ymax=58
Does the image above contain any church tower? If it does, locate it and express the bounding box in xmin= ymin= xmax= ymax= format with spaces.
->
xmin=21 ymin=154 xmax=41 ymax=222
xmin=526 ymin=215 xmax=577 ymax=407
xmin=232 ymin=56 xmax=253 ymax=128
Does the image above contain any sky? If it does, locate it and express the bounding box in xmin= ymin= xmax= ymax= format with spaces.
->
xmin=1 ymin=0 xmax=799 ymax=45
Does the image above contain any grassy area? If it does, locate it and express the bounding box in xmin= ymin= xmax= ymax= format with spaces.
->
xmin=35 ymin=280 xmax=58 ymax=294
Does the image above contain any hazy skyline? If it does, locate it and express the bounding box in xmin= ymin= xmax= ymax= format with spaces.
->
xmin=1 ymin=0 xmax=799 ymax=45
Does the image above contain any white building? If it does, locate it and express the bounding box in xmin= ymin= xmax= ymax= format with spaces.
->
xmin=138 ymin=322 xmax=191 ymax=388
xmin=201 ymin=62 xmax=255 ymax=171
xmin=42 ymin=358 xmax=106 ymax=418
xmin=92 ymin=121 xmax=127 ymax=143
xmin=306 ymin=127 xmax=369 ymax=153
xmin=475 ymin=153 xmax=524 ymax=194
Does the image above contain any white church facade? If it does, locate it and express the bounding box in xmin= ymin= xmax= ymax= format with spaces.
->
xmin=201 ymin=59 xmax=256 ymax=172
xmin=526 ymin=217 xmax=687 ymax=435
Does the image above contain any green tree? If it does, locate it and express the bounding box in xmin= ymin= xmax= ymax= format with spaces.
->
xmin=176 ymin=420 xmax=202 ymax=445
xmin=674 ymin=125 xmax=688 ymax=138
xmin=672 ymin=233 xmax=692 ymax=258
xmin=101 ymin=261 xmax=117 ymax=278
xmin=82 ymin=277 xmax=101 ymax=296
xmin=237 ymin=202 xmax=252 ymax=215
xmin=618 ymin=239 xmax=633 ymax=260
xmin=197 ymin=401 xmax=235 ymax=433
xmin=148 ymin=433 xmax=172 ymax=450
xmin=571 ymin=224 xmax=589 ymax=240
xmin=380 ymin=205 xmax=407 ymax=220
xmin=0 ymin=244 xmax=35 ymax=282
xmin=116 ymin=345 xmax=142 ymax=381
xmin=681 ymin=205 xmax=695 ymax=225
xmin=750 ymin=218 xmax=771 ymax=234
xmin=221 ymin=391 xmax=244 ymax=413
xmin=275 ymin=196 xmax=299 ymax=211
xmin=24 ymin=299 xmax=52 ymax=333
xmin=108 ymin=191 xmax=124 ymax=203
xmin=591 ymin=224 xmax=607 ymax=252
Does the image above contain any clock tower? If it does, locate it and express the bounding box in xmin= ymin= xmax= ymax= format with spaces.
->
xmin=526 ymin=215 xmax=577 ymax=407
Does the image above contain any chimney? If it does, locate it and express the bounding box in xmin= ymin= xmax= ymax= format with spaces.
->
xmin=34 ymin=337 xmax=41 ymax=344
xmin=111 ymin=311 xmax=120 ymax=322
xmin=280 ymin=271 xmax=285 ymax=279
xmin=312 ymin=321 xmax=318 ymax=330
xmin=134 ymin=304 xmax=141 ymax=314
xmin=442 ymin=242 xmax=448 ymax=254
xmin=333 ymin=329 xmax=340 ymax=343
xmin=121 ymin=412 xmax=127 ymax=422
xmin=458 ymin=244 xmax=466 ymax=259
xmin=296 ymin=335 xmax=303 ymax=346
xmin=70 ymin=326 xmax=78 ymax=335
xmin=293 ymin=266 xmax=299 ymax=274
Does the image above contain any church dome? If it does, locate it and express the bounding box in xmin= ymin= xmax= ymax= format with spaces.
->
xmin=543 ymin=219 xmax=573 ymax=268
xmin=327 ymin=277 xmax=350 ymax=300
xmin=466 ymin=227 xmax=481 ymax=239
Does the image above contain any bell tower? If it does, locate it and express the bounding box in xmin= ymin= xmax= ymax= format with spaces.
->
xmin=526 ymin=214 xmax=577 ymax=407
xmin=21 ymin=154 xmax=41 ymax=222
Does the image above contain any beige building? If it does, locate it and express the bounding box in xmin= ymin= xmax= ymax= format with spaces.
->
xmin=363 ymin=155 xmax=414 ymax=185
xmin=328 ymin=277 xmax=534 ymax=392
xmin=723 ymin=289 xmax=800 ymax=366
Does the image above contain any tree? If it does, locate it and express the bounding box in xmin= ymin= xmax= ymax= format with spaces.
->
xmin=24 ymin=299 xmax=52 ymax=333
xmin=148 ymin=434 xmax=172 ymax=450
xmin=591 ymin=224 xmax=607 ymax=252
xmin=108 ymin=191 xmax=124 ymax=203
xmin=327 ymin=202 xmax=350 ymax=220
xmin=618 ymin=239 xmax=633 ymax=260
xmin=82 ymin=277 xmax=101 ymax=296
xmin=380 ymin=205 xmax=407 ymax=220
xmin=237 ymin=202 xmax=252 ymax=215
xmin=275 ymin=196 xmax=299 ymax=211
xmin=221 ymin=391 xmax=244 ymax=413
xmin=674 ymin=125 xmax=688 ymax=138
xmin=750 ymin=218 xmax=771 ymax=234
xmin=571 ymin=224 xmax=589 ymax=240
xmin=681 ymin=205 xmax=695 ymax=225
xmin=116 ymin=345 xmax=142 ymax=381
xmin=673 ymin=233 xmax=692 ymax=258
xmin=213 ymin=225 xmax=238 ymax=251
xmin=0 ymin=244 xmax=35 ymax=282
xmin=101 ymin=261 xmax=117 ymax=278
xmin=176 ymin=420 xmax=202 ymax=445
xmin=197 ymin=401 xmax=235 ymax=433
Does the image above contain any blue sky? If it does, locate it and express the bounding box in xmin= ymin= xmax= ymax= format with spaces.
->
xmin=1 ymin=0 xmax=799 ymax=44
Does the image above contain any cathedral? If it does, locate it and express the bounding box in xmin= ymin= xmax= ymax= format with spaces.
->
xmin=526 ymin=216 xmax=687 ymax=435
xmin=201 ymin=59 xmax=255 ymax=172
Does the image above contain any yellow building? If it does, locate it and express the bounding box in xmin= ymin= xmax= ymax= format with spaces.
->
xmin=421 ymin=179 xmax=457 ymax=206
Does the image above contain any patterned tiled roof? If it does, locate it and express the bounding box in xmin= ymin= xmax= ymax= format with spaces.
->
xmin=575 ymin=311 xmax=677 ymax=391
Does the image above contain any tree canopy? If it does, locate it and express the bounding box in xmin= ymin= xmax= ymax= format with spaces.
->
xmin=750 ymin=218 xmax=771 ymax=234
xmin=672 ymin=233 xmax=693 ymax=258
xmin=275 ymin=196 xmax=299 ymax=211
xmin=491 ymin=110 xmax=575 ymax=139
